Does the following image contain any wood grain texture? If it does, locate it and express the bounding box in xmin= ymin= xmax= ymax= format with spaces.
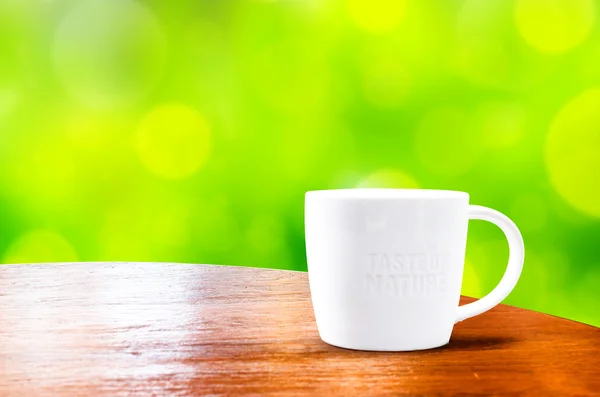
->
xmin=0 ymin=263 xmax=598 ymax=396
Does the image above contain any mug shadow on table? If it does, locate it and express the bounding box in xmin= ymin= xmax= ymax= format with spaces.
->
xmin=441 ymin=335 xmax=516 ymax=352
xmin=320 ymin=336 xmax=517 ymax=355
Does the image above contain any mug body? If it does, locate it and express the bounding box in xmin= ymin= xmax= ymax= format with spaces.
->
xmin=305 ymin=189 xmax=470 ymax=351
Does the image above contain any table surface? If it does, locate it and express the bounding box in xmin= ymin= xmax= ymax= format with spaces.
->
xmin=0 ymin=263 xmax=598 ymax=396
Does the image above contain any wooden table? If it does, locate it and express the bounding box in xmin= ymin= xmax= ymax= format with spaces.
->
xmin=0 ymin=263 xmax=598 ymax=396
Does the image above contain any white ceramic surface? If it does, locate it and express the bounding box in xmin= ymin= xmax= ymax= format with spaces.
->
xmin=305 ymin=189 xmax=524 ymax=351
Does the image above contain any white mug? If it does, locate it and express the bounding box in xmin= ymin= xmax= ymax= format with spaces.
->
xmin=305 ymin=189 xmax=524 ymax=351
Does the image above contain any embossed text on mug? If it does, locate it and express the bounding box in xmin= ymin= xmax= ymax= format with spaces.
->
xmin=366 ymin=252 xmax=448 ymax=297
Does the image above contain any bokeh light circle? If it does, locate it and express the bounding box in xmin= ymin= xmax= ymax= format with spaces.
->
xmin=362 ymin=55 xmax=411 ymax=107
xmin=151 ymin=205 xmax=191 ymax=248
xmin=98 ymin=207 xmax=151 ymax=261
xmin=0 ymin=89 xmax=19 ymax=118
xmin=249 ymin=43 xmax=329 ymax=115
xmin=347 ymin=0 xmax=406 ymax=34
xmin=453 ymin=0 xmax=512 ymax=89
xmin=414 ymin=107 xmax=481 ymax=176
xmin=461 ymin=260 xmax=484 ymax=298
xmin=9 ymin=140 xmax=77 ymax=207
xmin=546 ymin=88 xmax=600 ymax=217
xmin=453 ymin=0 xmax=559 ymax=91
xmin=97 ymin=192 xmax=193 ymax=261
xmin=246 ymin=215 xmax=285 ymax=257
xmin=196 ymin=198 xmax=241 ymax=254
xmin=3 ymin=230 xmax=78 ymax=264
xmin=507 ymin=249 xmax=552 ymax=308
xmin=573 ymin=263 xmax=600 ymax=324
xmin=515 ymin=0 xmax=595 ymax=54
xmin=466 ymin=240 xmax=510 ymax=300
xmin=135 ymin=103 xmax=211 ymax=179
xmin=53 ymin=0 xmax=167 ymax=109
xmin=357 ymin=169 xmax=419 ymax=189
xmin=478 ymin=102 xmax=526 ymax=149
xmin=509 ymin=193 xmax=548 ymax=232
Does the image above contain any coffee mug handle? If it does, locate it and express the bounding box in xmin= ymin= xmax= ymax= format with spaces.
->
xmin=456 ymin=205 xmax=525 ymax=323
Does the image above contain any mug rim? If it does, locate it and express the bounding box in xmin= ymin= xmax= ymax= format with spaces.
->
xmin=306 ymin=188 xmax=469 ymax=200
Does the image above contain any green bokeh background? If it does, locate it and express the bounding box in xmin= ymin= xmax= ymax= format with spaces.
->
xmin=1 ymin=0 xmax=599 ymax=325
